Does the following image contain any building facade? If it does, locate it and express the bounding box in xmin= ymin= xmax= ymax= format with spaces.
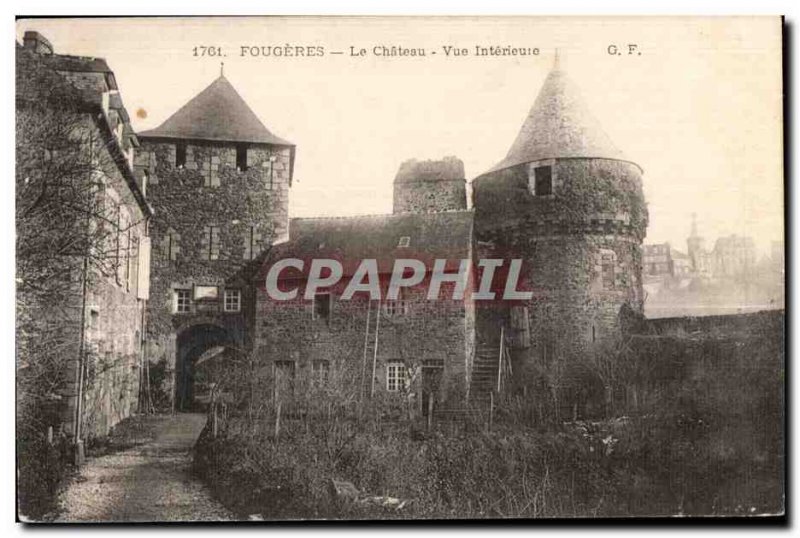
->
xmin=254 ymin=206 xmax=475 ymax=416
xmin=138 ymin=63 xmax=648 ymax=416
xmin=136 ymin=74 xmax=294 ymax=410
xmin=17 ymin=32 xmax=152 ymax=439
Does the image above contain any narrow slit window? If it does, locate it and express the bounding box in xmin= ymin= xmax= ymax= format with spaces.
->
xmin=175 ymin=142 xmax=187 ymax=168
xmin=313 ymin=293 xmax=332 ymax=321
xmin=236 ymin=144 xmax=248 ymax=171
xmin=534 ymin=165 xmax=553 ymax=196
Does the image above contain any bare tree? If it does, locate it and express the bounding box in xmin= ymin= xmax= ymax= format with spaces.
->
xmin=16 ymin=48 xmax=142 ymax=518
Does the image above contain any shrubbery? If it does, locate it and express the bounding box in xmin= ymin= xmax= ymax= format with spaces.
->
xmin=194 ymin=311 xmax=783 ymax=518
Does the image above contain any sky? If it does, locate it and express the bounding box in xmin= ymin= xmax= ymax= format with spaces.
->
xmin=16 ymin=16 xmax=784 ymax=255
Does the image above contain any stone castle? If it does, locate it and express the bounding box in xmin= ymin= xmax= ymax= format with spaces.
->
xmin=136 ymin=57 xmax=647 ymax=417
xmin=19 ymin=30 xmax=650 ymax=434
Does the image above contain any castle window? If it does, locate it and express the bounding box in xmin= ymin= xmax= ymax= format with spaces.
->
xmin=203 ymin=225 xmax=221 ymax=261
xmin=236 ymin=144 xmax=248 ymax=172
xmin=174 ymin=289 xmax=191 ymax=313
xmin=384 ymin=289 xmax=407 ymax=316
xmin=534 ymin=166 xmax=553 ymax=196
xmin=243 ymin=226 xmax=263 ymax=260
xmin=312 ymin=359 xmax=330 ymax=386
xmin=224 ymin=289 xmax=241 ymax=313
xmin=313 ymin=292 xmax=332 ymax=321
xmin=386 ymin=361 xmax=408 ymax=392
xmin=397 ymin=236 xmax=411 ymax=248
xmin=601 ymin=252 xmax=617 ymax=290
xmin=163 ymin=229 xmax=180 ymax=262
xmin=268 ymin=155 xmax=278 ymax=189
xmin=175 ymin=142 xmax=187 ymax=168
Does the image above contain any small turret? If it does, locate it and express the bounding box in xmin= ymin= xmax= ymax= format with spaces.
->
xmin=393 ymin=156 xmax=467 ymax=214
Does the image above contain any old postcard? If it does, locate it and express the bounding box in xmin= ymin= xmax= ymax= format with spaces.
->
xmin=15 ymin=16 xmax=784 ymax=522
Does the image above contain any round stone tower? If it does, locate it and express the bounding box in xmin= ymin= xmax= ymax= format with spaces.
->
xmin=472 ymin=64 xmax=647 ymax=403
xmin=393 ymin=156 xmax=467 ymax=214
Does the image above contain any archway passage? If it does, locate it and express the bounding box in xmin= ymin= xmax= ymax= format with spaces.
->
xmin=176 ymin=324 xmax=234 ymax=412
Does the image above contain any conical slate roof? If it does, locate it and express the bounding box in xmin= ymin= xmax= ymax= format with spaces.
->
xmin=487 ymin=67 xmax=629 ymax=173
xmin=138 ymin=75 xmax=293 ymax=146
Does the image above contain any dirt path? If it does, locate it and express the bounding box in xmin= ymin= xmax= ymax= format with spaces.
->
xmin=57 ymin=413 xmax=235 ymax=522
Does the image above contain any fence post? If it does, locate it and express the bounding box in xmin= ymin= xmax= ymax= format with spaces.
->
xmin=212 ymin=404 xmax=218 ymax=438
xmin=427 ymin=397 xmax=434 ymax=431
xmin=275 ymin=400 xmax=282 ymax=440
xmin=488 ymin=391 xmax=494 ymax=432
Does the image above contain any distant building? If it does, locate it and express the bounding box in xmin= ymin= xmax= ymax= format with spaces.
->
xmin=642 ymin=243 xmax=692 ymax=278
xmin=685 ymin=214 xmax=756 ymax=279
xmin=643 ymin=243 xmax=673 ymax=277
xmin=712 ymin=235 xmax=756 ymax=277
xmin=671 ymin=249 xmax=691 ymax=276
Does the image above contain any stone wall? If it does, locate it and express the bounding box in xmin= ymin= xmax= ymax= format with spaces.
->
xmin=253 ymin=276 xmax=471 ymax=412
xmin=60 ymin=117 xmax=148 ymax=439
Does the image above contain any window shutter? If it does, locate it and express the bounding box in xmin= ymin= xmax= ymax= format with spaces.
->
xmin=115 ymin=208 xmax=123 ymax=285
xmin=125 ymin=227 xmax=132 ymax=292
xmin=137 ymin=237 xmax=151 ymax=300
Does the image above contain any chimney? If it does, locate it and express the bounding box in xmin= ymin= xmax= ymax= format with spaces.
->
xmin=22 ymin=31 xmax=53 ymax=55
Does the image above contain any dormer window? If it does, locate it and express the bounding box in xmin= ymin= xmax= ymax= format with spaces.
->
xmin=175 ymin=142 xmax=187 ymax=169
xmin=533 ymin=165 xmax=553 ymax=196
xmin=398 ymin=236 xmax=411 ymax=248
xmin=236 ymin=144 xmax=248 ymax=172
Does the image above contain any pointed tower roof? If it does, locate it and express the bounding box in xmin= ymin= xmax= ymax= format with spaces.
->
xmin=487 ymin=65 xmax=634 ymax=174
xmin=138 ymin=75 xmax=293 ymax=147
